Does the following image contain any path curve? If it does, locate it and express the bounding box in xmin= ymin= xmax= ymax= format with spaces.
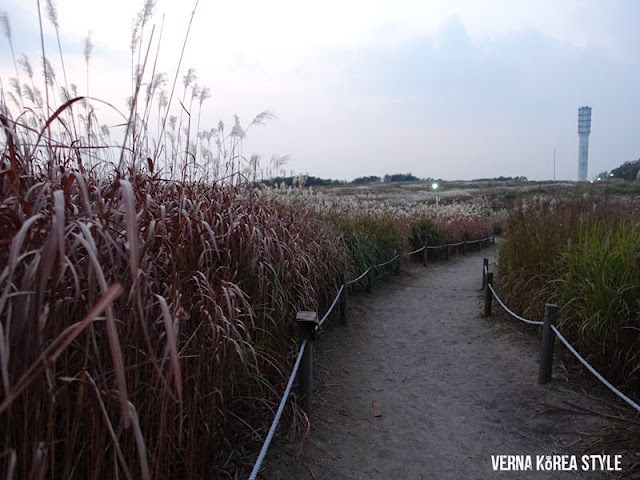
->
xmin=263 ymin=245 xmax=625 ymax=479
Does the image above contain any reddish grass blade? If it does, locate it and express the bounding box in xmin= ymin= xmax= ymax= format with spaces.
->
xmin=0 ymin=449 xmax=16 ymax=480
xmin=0 ymin=283 xmax=123 ymax=415
xmin=0 ymin=321 xmax=9 ymax=395
xmin=84 ymin=372 xmax=133 ymax=480
xmin=127 ymin=402 xmax=150 ymax=480
xmin=155 ymin=294 xmax=183 ymax=404
xmin=28 ymin=442 xmax=47 ymax=480
xmin=52 ymin=190 xmax=65 ymax=261
xmin=74 ymin=224 xmax=131 ymax=428
xmin=4 ymin=214 xmax=43 ymax=279
xmin=119 ymin=179 xmax=140 ymax=278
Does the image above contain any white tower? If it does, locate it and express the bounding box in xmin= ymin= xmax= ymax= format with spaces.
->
xmin=577 ymin=106 xmax=592 ymax=181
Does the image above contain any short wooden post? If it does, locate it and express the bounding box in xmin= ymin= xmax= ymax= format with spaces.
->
xmin=538 ymin=304 xmax=559 ymax=384
xmin=339 ymin=272 xmax=348 ymax=325
xmin=445 ymin=244 xmax=450 ymax=260
xmin=482 ymin=258 xmax=489 ymax=290
xmin=492 ymin=235 xmax=495 ymax=244
xmin=463 ymin=240 xmax=467 ymax=255
xmin=366 ymin=265 xmax=374 ymax=293
xmin=483 ymin=272 xmax=493 ymax=317
xmin=297 ymin=311 xmax=318 ymax=411
xmin=394 ymin=250 xmax=400 ymax=275
xmin=421 ymin=243 xmax=428 ymax=267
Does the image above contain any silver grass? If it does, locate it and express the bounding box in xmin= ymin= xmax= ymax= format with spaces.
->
xmin=18 ymin=55 xmax=33 ymax=79
xmin=59 ymin=86 xmax=70 ymax=103
xmin=0 ymin=12 xmax=10 ymax=40
xmin=83 ymin=31 xmax=93 ymax=65
xmin=250 ymin=110 xmax=275 ymax=127
xmin=182 ymin=68 xmax=196 ymax=90
xmin=190 ymin=83 xmax=199 ymax=102
xmin=198 ymin=87 xmax=210 ymax=105
xmin=45 ymin=0 xmax=58 ymax=29
xmin=23 ymin=84 xmax=35 ymax=103
xmin=230 ymin=115 xmax=245 ymax=139
xmin=43 ymin=57 xmax=56 ymax=86
xmin=9 ymin=78 xmax=21 ymax=97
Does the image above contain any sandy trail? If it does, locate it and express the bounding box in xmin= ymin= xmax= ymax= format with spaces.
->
xmin=262 ymin=245 xmax=632 ymax=479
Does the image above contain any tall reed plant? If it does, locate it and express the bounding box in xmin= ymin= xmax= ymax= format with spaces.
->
xmin=0 ymin=157 xmax=350 ymax=478
xmin=555 ymin=220 xmax=640 ymax=392
xmin=0 ymin=5 xmax=352 ymax=477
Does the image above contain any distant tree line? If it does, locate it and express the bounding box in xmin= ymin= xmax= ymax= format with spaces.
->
xmin=259 ymin=176 xmax=346 ymax=188
xmin=352 ymin=176 xmax=382 ymax=184
xmin=610 ymin=159 xmax=640 ymax=181
xmin=258 ymin=172 xmax=428 ymax=188
xmin=471 ymin=176 xmax=528 ymax=182
xmin=383 ymin=173 xmax=421 ymax=182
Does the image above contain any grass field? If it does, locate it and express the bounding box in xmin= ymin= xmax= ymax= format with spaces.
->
xmin=2 ymin=2 xmax=640 ymax=476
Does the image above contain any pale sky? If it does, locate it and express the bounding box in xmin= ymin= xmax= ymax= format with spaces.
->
xmin=2 ymin=0 xmax=639 ymax=181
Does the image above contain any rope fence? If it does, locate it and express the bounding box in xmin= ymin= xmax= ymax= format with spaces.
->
xmin=247 ymin=234 xmax=494 ymax=478
xmin=487 ymin=284 xmax=543 ymax=326
xmin=248 ymin=339 xmax=308 ymax=480
xmin=482 ymin=259 xmax=640 ymax=415
xmin=345 ymin=266 xmax=371 ymax=286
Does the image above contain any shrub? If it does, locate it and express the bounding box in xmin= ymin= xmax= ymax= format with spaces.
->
xmin=409 ymin=217 xmax=444 ymax=250
xmin=331 ymin=213 xmax=407 ymax=276
xmin=555 ymin=220 xmax=640 ymax=392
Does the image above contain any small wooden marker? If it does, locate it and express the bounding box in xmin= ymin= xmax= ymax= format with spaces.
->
xmin=372 ymin=401 xmax=382 ymax=417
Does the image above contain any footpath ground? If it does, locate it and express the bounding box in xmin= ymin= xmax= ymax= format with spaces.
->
xmin=261 ymin=244 xmax=638 ymax=480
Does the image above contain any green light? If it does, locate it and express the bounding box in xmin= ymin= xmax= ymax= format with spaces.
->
xmin=431 ymin=183 xmax=438 ymax=190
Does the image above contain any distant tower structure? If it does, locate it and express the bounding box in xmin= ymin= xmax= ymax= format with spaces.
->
xmin=577 ymin=106 xmax=592 ymax=181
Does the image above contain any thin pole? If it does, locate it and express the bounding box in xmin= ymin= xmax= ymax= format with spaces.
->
xmin=538 ymin=304 xmax=559 ymax=384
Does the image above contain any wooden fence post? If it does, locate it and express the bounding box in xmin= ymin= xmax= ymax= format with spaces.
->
xmin=445 ymin=244 xmax=450 ymax=260
xmin=367 ymin=265 xmax=374 ymax=293
xmin=394 ymin=250 xmax=401 ymax=275
xmin=422 ymin=243 xmax=428 ymax=267
xmin=483 ymin=272 xmax=493 ymax=317
xmin=538 ymin=304 xmax=559 ymax=384
xmin=297 ymin=311 xmax=318 ymax=411
xmin=492 ymin=235 xmax=495 ymax=245
xmin=339 ymin=272 xmax=348 ymax=325
xmin=463 ymin=240 xmax=467 ymax=255
xmin=482 ymin=258 xmax=489 ymax=290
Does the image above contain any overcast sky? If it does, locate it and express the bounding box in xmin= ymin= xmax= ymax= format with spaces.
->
xmin=2 ymin=0 xmax=639 ymax=181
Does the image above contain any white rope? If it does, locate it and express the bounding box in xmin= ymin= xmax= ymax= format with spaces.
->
xmin=248 ymin=339 xmax=308 ymax=480
xmin=375 ymin=254 xmax=400 ymax=268
xmin=405 ymin=246 xmax=426 ymax=256
xmin=317 ymin=284 xmax=344 ymax=328
xmin=488 ymin=284 xmax=544 ymax=325
xmin=485 ymin=260 xmax=639 ymax=414
xmin=551 ymin=325 xmax=640 ymax=413
xmin=346 ymin=266 xmax=371 ymax=286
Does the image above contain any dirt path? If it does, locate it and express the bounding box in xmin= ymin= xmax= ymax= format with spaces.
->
xmin=262 ymin=245 xmax=634 ymax=479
